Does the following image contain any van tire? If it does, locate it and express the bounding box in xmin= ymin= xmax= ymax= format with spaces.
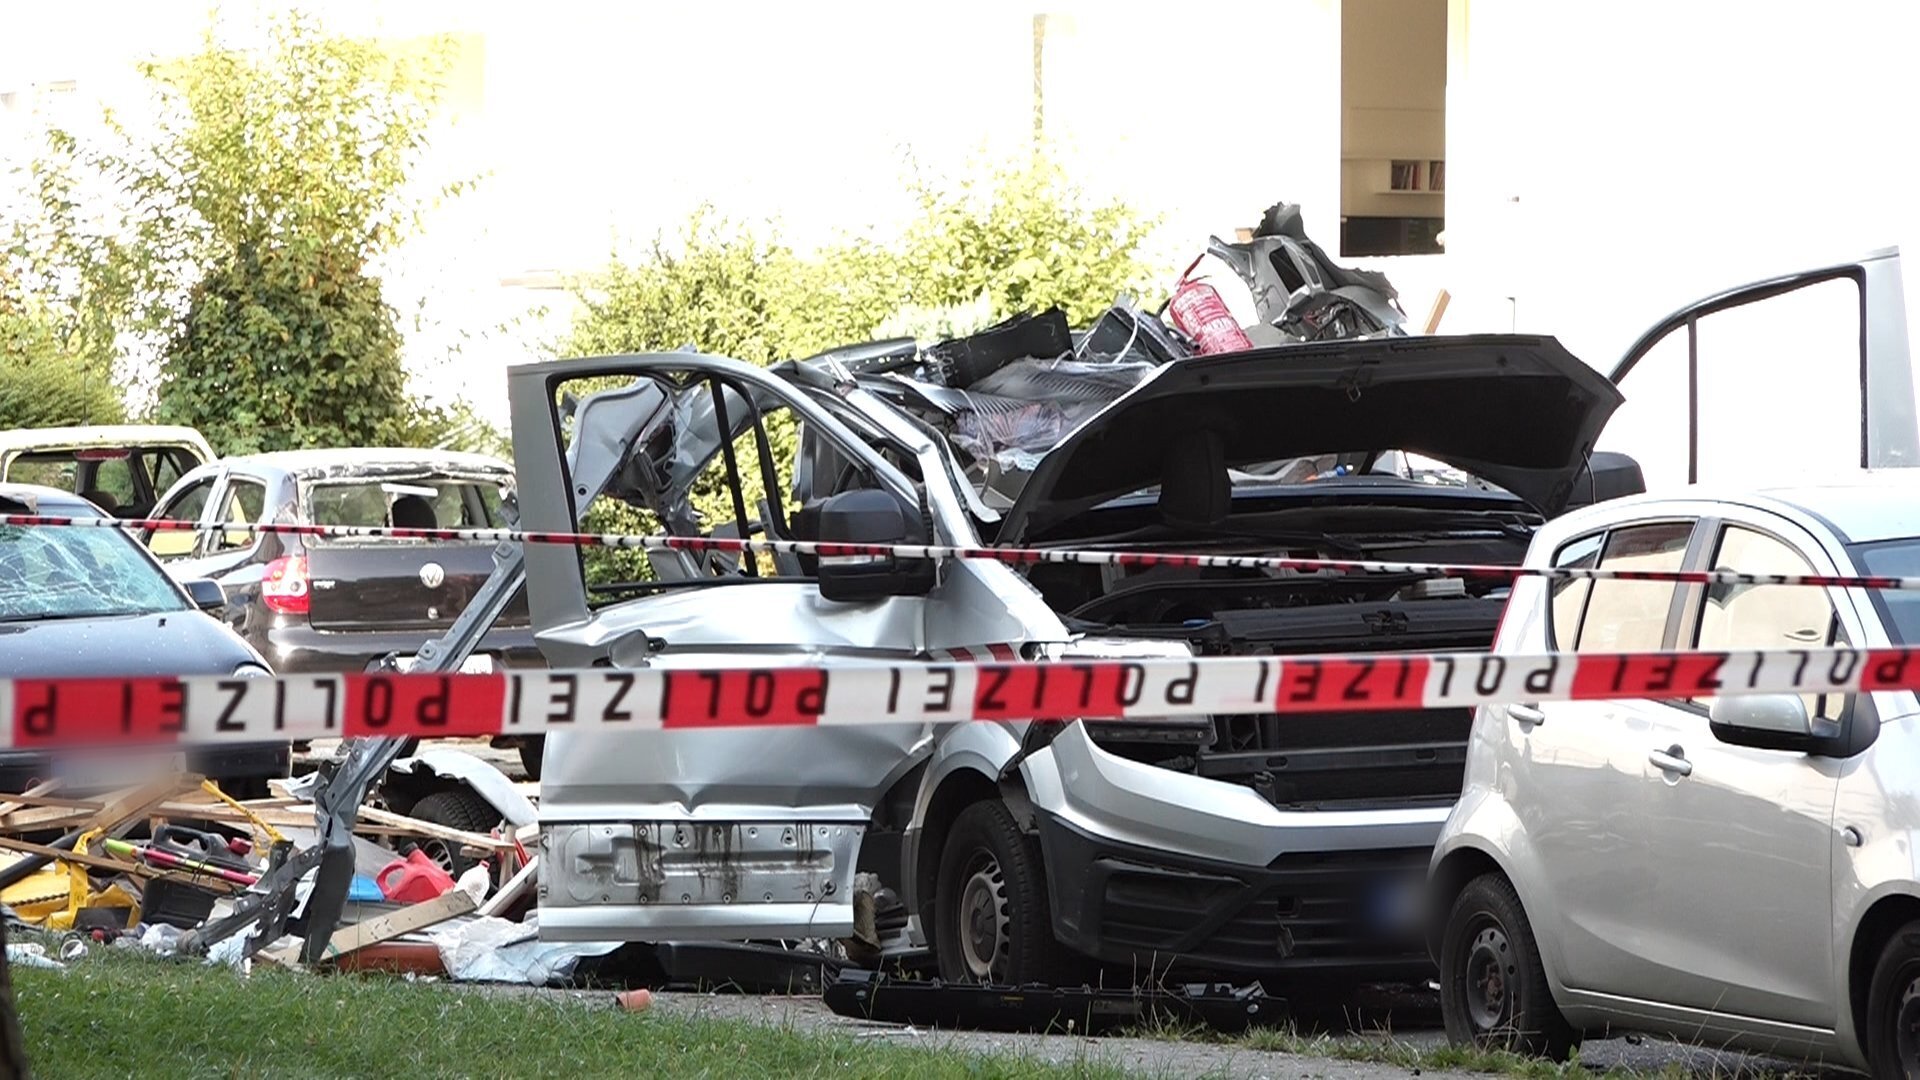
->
xmin=933 ymin=800 xmax=1087 ymax=987
xmin=1865 ymin=920 xmax=1920 ymax=1079
xmin=1440 ymin=872 xmax=1578 ymax=1059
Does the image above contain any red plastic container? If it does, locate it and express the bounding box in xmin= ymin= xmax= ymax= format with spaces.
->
xmin=375 ymin=849 xmax=455 ymax=903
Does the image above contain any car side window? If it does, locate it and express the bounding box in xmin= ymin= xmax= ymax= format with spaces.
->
xmin=148 ymin=477 xmax=215 ymax=559
xmin=1568 ymin=521 xmax=1693 ymax=652
xmin=214 ymin=478 xmax=267 ymax=553
xmin=1692 ymin=524 xmax=1841 ymax=720
xmin=1548 ymin=533 xmax=1604 ymax=648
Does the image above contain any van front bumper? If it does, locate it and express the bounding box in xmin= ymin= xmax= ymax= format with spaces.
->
xmin=1021 ymin=724 xmax=1446 ymax=982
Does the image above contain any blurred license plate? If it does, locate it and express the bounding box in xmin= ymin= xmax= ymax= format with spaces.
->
xmin=55 ymin=750 xmax=188 ymax=791
xmin=395 ymin=654 xmax=495 ymax=674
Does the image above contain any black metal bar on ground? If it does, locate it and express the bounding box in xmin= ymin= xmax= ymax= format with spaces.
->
xmin=0 ymin=919 xmax=30 ymax=1079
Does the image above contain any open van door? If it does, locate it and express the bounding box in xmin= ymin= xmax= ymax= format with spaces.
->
xmin=1597 ymin=248 xmax=1917 ymax=490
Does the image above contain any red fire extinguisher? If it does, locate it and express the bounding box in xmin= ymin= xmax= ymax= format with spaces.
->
xmin=1168 ymin=254 xmax=1254 ymax=355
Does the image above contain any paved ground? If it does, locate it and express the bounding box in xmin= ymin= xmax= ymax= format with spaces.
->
xmin=493 ymin=988 xmax=1848 ymax=1078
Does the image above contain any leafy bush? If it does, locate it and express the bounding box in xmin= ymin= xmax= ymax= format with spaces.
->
xmin=896 ymin=154 xmax=1163 ymax=324
xmin=0 ymin=303 xmax=124 ymax=428
xmin=556 ymin=154 xmax=1163 ymax=583
xmin=157 ymin=244 xmax=408 ymax=454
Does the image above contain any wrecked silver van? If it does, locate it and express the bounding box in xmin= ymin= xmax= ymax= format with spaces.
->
xmin=515 ymin=326 xmax=1629 ymax=990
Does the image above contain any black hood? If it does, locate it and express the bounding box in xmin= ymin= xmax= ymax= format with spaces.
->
xmin=996 ymin=334 xmax=1622 ymax=543
xmin=0 ymin=611 xmax=261 ymax=678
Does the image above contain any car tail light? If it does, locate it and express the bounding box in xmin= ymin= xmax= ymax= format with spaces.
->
xmin=262 ymin=555 xmax=310 ymax=615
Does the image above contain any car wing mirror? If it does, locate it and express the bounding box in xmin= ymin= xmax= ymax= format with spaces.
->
xmin=814 ymin=488 xmax=937 ymax=603
xmin=183 ymin=577 xmax=227 ymax=612
xmin=1708 ymin=693 xmax=1834 ymax=752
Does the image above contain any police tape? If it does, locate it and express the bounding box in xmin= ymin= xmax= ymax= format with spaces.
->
xmin=0 ymin=647 xmax=1910 ymax=749
xmin=0 ymin=512 xmax=1912 ymax=594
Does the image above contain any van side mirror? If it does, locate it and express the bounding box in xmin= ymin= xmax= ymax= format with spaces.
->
xmin=814 ymin=489 xmax=937 ymax=603
xmin=183 ymin=578 xmax=227 ymax=612
xmin=1708 ymin=693 xmax=1837 ymax=753
xmin=1563 ymin=452 xmax=1646 ymax=512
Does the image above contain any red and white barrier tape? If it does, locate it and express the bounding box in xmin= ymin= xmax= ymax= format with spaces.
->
xmin=0 ymin=647 xmax=1910 ymax=749
xmin=0 ymin=513 xmax=1913 ymax=593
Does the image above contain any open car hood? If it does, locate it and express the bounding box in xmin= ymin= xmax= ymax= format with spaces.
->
xmin=996 ymin=334 xmax=1623 ymax=544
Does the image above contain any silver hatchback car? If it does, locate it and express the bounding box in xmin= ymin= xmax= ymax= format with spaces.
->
xmin=1429 ymin=476 xmax=1920 ymax=1078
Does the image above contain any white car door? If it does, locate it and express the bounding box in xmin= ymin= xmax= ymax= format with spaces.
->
xmin=1521 ymin=517 xmax=1699 ymax=995
xmin=1623 ymin=513 xmax=1847 ymax=1027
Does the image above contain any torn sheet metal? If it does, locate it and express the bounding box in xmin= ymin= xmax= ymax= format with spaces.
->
xmin=390 ymin=750 xmax=536 ymax=828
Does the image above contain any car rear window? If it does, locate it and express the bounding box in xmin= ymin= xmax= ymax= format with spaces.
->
xmin=305 ymin=478 xmax=505 ymax=533
xmin=0 ymin=524 xmax=186 ymax=621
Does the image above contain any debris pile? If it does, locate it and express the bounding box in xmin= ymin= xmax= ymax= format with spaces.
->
xmin=820 ymin=199 xmax=1410 ymax=509
xmin=0 ymin=766 xmax=563 ymax=983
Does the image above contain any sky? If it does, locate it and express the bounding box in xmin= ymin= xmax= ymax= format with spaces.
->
xmin=6 ymin=0 xmax=1920 ymax=486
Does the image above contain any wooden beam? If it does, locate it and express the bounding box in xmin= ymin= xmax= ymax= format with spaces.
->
xmin=319 ymin=889 xmax=477 ymax=960
xmin=478 ymin=858 xmax=538 ymax=918
xmin=1421 ymin=288 xmax=1452 ymax=334
xmin=0 ymin=780 xmax=70 ymax=817
xmin=355 ymin=806 xmax=508 ymax=851
xmin=0 ymin=835 xmax=226 ymax=886
xmin=95 ymin=776 xmax=202 ymax=837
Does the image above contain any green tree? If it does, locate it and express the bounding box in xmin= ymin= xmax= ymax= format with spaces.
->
xmin=556 ymin=153 xmax=1162 ymax=582
xmin=0 ymin=301 xmax=124 ymax=428
xmin=31 ymin=10 xmax=466 ymax=453
xmin=897 ymin=153 xmax=1162 ymax=324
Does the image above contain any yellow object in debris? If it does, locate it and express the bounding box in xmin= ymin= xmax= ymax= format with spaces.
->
xmin=44 ymin=881 xmax=138 ymax=932
xmin=0 ymin=858 xmax=74 ymax=924
xmin=0 ymin=846 xmax=140 ymax=931
xmin=200 ymin=779 xmax=288 ymax=850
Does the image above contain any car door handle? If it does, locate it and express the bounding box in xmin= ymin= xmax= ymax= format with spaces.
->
xmin=1505 ymin=703 xmax=1545 ymax=726
xmin=1648 ymin=747 xmax=1692 ymax=777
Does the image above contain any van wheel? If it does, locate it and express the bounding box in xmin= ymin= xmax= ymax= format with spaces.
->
xmin=1440 ymin=873 xmax=1578 ymax=1059
xmin=408 ymin=789 xmax=502 ymax=879
xmin=933 ymin=801 xmax=1086 ymax=987
xmin=1866 ymin=921 xmax=1920 ymax=1079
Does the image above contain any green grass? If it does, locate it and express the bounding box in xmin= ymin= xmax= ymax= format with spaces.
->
xmin=11 ymin=950 xmax=1128 ymax=1080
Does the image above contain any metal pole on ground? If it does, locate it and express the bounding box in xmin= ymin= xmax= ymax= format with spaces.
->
xmin=0 ymin=918 xmax=31 ymax=1079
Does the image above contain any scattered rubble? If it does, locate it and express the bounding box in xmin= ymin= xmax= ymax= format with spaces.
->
xmin=0 ymin=769 xmax=568 ymax=986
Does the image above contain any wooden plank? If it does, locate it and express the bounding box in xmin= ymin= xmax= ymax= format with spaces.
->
xmin=478 ymin=857 xmax=538 ymax=918
xmin=95 ymin=776 xmax=201 ymax=836
xmin=355 ymin=806 xmax=507 ymax=851
xmin=0 ymin=775 xmax=195 ymax=831
xmin=152 ymin=803 xmax=315 ymax=828
xmin=0 ymin=835 xmax=221 ymax=885
xmin=0 ymin=782 xmax=76 ymax=817
xmin=1422 ymin=288 xmax=1452 ymax=335
xmin=321 ymin=889 xmax=477 ymax=960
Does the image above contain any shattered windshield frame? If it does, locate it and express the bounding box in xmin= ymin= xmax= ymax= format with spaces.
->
xmin=0 ymin=524 xmax=189 ymax=622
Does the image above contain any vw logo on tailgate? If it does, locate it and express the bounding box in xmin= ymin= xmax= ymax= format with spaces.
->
xmin=419 ymin=562 xmax=445 ymax=588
